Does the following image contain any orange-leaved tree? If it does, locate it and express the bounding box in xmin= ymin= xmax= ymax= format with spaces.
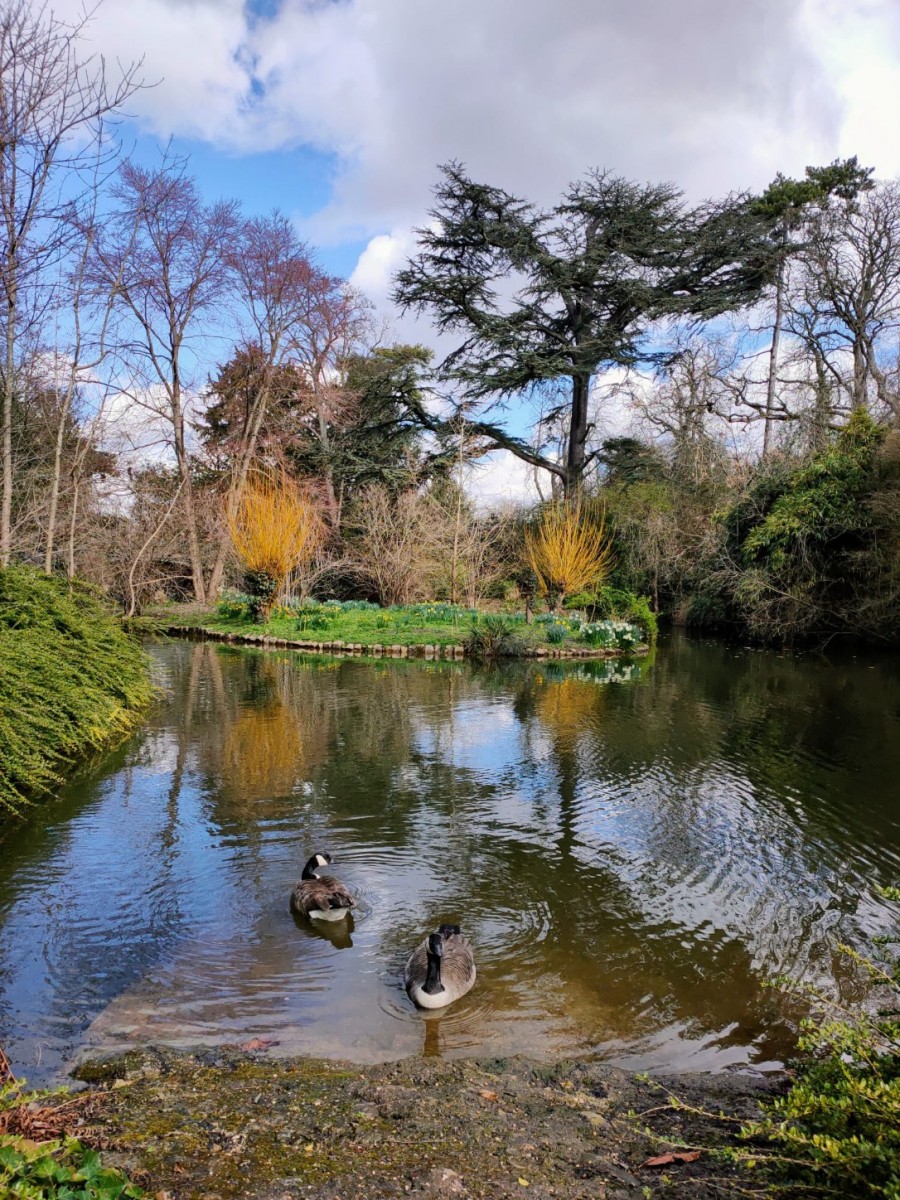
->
xmin=227 ymin=474 xmax=323 ymax=621
xmin=524 ymin=497 xmax=614 ymax=612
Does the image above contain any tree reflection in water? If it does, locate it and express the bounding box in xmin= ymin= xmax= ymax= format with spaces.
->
xmin=0 ymin=635 xmax=898 ymax=1083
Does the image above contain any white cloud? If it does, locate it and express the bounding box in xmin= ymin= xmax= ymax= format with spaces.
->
xmin=348 ymin=229 xmax=411 ymax=300
xmin=465 ymin=450 xmax=545 ymax=511
xmin=55 ymin=0 xmax=900 ymax=239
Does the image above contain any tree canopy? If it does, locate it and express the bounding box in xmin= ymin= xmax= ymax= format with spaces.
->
xmin=393 ymin=163 xmax=770 ymax=494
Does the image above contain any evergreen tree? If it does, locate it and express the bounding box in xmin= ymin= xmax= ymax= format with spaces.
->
xmin=394 ymin=164 xmax=767 ymax=495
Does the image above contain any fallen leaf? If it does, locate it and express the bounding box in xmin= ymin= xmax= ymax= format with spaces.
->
xmin=518 ymin=1179 xmax=530 ymax=1187
xmin=240 ymin=1037 xmax=280 ymax=1052
xmin=479 ymin=1089 xmax=498 ymax=1102
xmin=642 ymin=1150 xmax=701 ymax=1168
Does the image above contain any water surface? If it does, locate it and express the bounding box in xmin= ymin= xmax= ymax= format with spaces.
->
xmin=1 ymin=635 xmax=898 ymax=1083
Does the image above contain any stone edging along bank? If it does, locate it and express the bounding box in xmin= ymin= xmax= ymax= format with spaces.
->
xmin=161 ymin=624 xmax=649 ymax=661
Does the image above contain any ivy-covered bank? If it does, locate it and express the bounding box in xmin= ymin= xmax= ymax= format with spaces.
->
xmin=0 ymin=568 xmax=153 ymax=818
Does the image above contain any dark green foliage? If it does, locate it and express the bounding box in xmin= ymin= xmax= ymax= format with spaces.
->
xmin=287 ymin=344 xmax=440 ymax=494
xmin=715 ymin=411 xmax=898 ymax=641
xmin=0 ymin=567 xmax=152 ymax=817
xmin=464 ymin=615 xmax=524 ymax=659
xmin=597 ymin=437 xmax=668 ymax=486
xmin=243 ymin=569 xmax=279 ymax=622
xmin=394 ymin=164 xmax=768 ymax=494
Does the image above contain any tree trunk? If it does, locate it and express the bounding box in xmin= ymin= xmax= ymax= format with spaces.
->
xmin=851 ymin=336 xmax=868 ymax=410
xmin=315 ymin=397 xmax=340 ymax=527
xmin=206 ymin=388 xmax=271 ymax=601
xmin=565 ymin=373 xmax=591 ymax=497
xmin=762 ymin=247 xmax=785 ymax=460
xmin=171 ymin=389 xmax=207 ymax=603
xmin=66 ymin=477 xmax=80 ymax=579
xmin=44 ymin=387 xmax=74 ymax=574
xmin=2 ymin=283 xmax=15 ymax=567
xmin=812 ymin=346 xmax=832 ymax=450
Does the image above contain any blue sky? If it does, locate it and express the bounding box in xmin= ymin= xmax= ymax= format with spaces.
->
xmin=53 ymin=0 xmax=900 ymax=499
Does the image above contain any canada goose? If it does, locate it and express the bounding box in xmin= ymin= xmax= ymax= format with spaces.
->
xmin=290 ymin=852 xmax=355 ymax=921
xmin=404 ymin=924 xmax=475 ymax=1009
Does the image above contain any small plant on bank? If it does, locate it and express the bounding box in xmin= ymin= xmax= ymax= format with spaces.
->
xmin=0 ymin=1048 xmax=142 ymax=1199
xmin=736 ymin=940 xmax=900 ymax=1200
xmin=544 ymin=621 xmax=568 ymax=644
xmin=227 ymin=475 xmax=323 ymax=622
xmin=579 ymin=620 xmax=643 ymax=651
xmin=464 ymin=615 xmax=524 ymax=659
xmin=565 ymin=585 xmax=658 ymax=642
xmin=524 ymin=497 xmax=614 ymax=612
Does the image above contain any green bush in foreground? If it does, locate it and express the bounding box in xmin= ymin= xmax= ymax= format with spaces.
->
xmin=0 ymin=1065 xmax=142 ymax=1200
xmin=0 ymin=567 xmax=153 ymax=817
xmin=741 ymin=922 xmax=900 ymax=1198
xmin=0 ymin=1136 xmax=142 ymax=1200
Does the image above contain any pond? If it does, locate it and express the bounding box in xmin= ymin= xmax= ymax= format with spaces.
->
xmin=1 ymin=634 xmax=899 ymax=1085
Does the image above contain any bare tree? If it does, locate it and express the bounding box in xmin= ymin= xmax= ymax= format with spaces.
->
xmin=206 ymin=212 xmax=319 ymax=599
xmin=0 ymin=0 xmax=141 ymax=564
xmin=96 ymin=157 xmax=239 ymax=601
xmin=797 ymin=182 xmax=900 ymax=421
xmin=289 ymin=272 xmax=373 ymax=526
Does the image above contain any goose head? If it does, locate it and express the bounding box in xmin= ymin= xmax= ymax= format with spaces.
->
xmin=301 ymin=851 xmax=333 ymax=880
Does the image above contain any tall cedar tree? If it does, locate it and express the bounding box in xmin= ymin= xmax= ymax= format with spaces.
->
xmin=394 ymin=164 xmax=769 ymax=496
xmin=748 ymin=157 xmax=874 ymax=454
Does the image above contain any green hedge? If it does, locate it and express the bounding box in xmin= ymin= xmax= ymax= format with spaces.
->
xmin=0 ymin=567 xmax=153 ymax=817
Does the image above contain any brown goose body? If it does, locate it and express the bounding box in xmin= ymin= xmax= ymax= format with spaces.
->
xmin=405 ymin=925 xmax=475 ymax=1009
xmin=290 ymin=852 xmax=355 ymax=922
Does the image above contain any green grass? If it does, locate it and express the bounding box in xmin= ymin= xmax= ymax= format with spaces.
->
xmin=157 ymin=595 xmax=648 ymax=655
xmin=0 ymin=567 xmax=154 ymax=818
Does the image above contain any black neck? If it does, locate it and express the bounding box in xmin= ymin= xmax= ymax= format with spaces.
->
xmin=423 ymin=953 xmax=444 ymax=996
xmin=301 ymin=858 xmax=321 ymax=881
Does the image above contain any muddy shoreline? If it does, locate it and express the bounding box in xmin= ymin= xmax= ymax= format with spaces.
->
xmin=73 ymin=1046 xmax=785 ymax=1200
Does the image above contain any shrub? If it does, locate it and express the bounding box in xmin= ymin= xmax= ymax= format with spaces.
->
xmin=565 ymin=585 xmax=657 ymax=641
xmin=524 ymin=497 xmax=614 ymax=610
xmin=227 ymin=475 xmax=323 ymax=621
xmin=464 ymin=615 xmax=524 ymax=659
xmin=216 ymin=591 xmax=252 ymax=621
xmin=0 ymin=568 xmax=153 ymax=818
xmin=544 ymin=621 xmax=568 ymax=644
xmin=741 ymin=938 xmax=900 ymax=1199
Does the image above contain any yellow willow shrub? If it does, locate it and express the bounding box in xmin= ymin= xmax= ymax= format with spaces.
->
xmin=227 ymin=476 xmax=324 ymax=619
xmin=524 ymin=497 xmax=614 ymax=610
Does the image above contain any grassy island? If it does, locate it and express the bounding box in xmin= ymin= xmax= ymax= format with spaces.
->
xmin=152 ymin=593 xmax=655 ymax=660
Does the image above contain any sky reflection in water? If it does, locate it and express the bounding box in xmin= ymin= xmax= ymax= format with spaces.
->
xmin=0 ymin=636 xmax=898 ymax=1084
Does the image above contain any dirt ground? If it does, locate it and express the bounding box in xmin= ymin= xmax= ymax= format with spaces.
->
xmin=73 ymin=1046 xmax=786 ymax=1200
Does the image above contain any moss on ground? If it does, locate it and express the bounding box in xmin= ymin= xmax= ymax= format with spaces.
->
xmin=76 ymin=1046 xmax=784 ymax=1200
